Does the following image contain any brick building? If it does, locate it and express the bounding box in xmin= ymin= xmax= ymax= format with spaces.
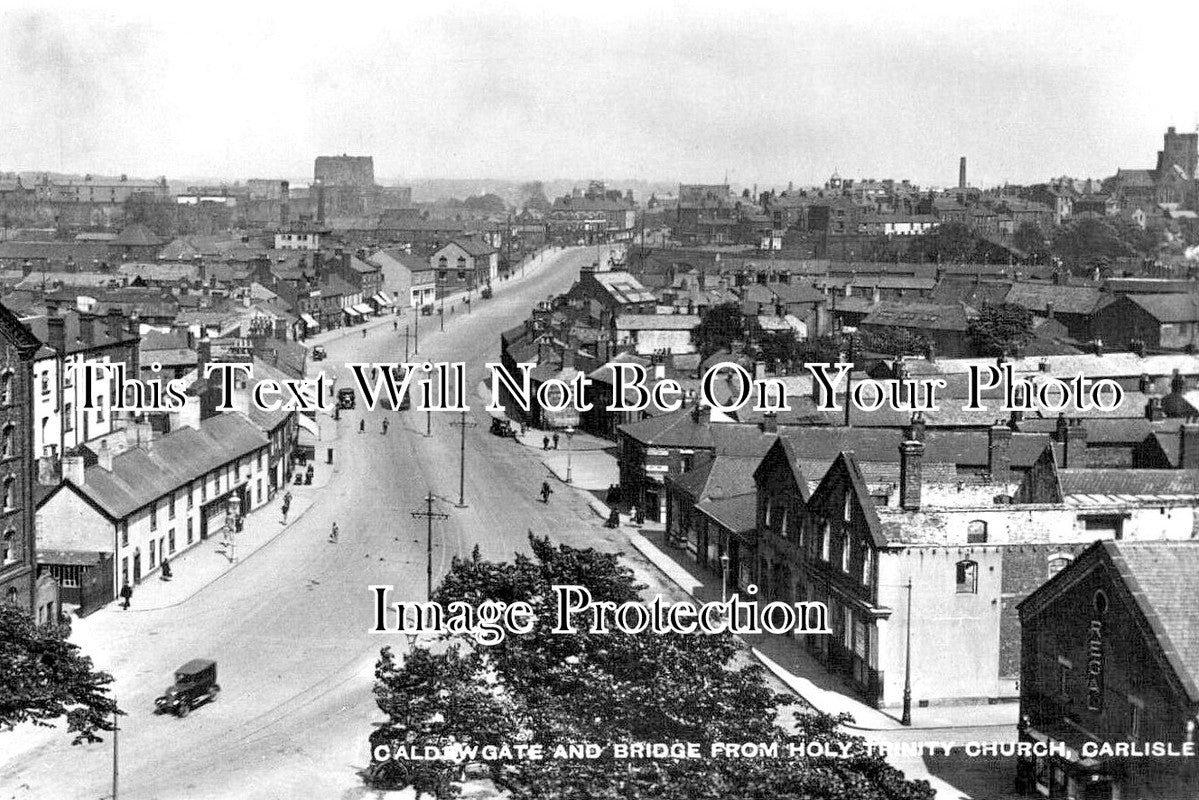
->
xmin=0 ymin=303 xmax=48 ymax=613
xmin=1016 ymin=540 xmax=1199 ymax=799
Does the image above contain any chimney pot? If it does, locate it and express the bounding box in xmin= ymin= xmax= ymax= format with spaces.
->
xmin=899 ymin=439 xmax=924 ymax=511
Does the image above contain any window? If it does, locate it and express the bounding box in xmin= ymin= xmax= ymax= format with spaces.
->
xmin=149 ymin=539 xmax=156 ymax=568
xmin=1 ymin=425 xmax=12 ymax=459
xmin=438 ymin=256 xmax=447 ymax=270
xmin=201 ymin=478 xmax=207 ymax=503
xmin=169 ymin=493 xmax=176 ymax=520
xmin=120 ymin=522 xmax=128 ymax=548
xmin=2 ymin=477 xmax=14 ymax=511
xmin=843 ymin=493 xmax=852 ymax=522
xmin=40 ymin=372 xmax=49 ymax=395
xmin=168 ymin=530 xmax=175 ymax=554
xmin=1 ymin=529 xmax=14 ymax=564
xmin=0 ymin=371 xmax=11 ymax=404
xmin=457 ymin=270 xmax=466 ymax=280
xmin=1057 ymin=658 xmax=1072 ymax=698
xmin=187 ymin=518 xmax=194 ymax=545
xmin=840 ymin=534 xmax=851 ymax=573
xmin=121 ymin=557 xmax=128 ymax=587
xmin=821 ymin=522 xmax=831 ymax=561
xmin=149 ymin=501 xmax=158 ymax=532
xmin=1048 ymin=554 xmax=1073 ymax=577
xmin=862 ymin=547 xmax=873 ymax=587
xmin=966 ymin=520 xmax=988 ymax=544
xmin=95 ymin=400 xmax=104 ymax=423
xmin=187 ymin=482 xmax=194 ymax=509
xmin=1127 ymin=696 xmax=1143 ymax=738
xmin=63 ymin=403 xmax=73 ymax=432
xmin=955 ymin=560 xmax=978 ymax=594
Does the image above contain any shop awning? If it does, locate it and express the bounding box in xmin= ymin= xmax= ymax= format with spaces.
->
xmin=300 ymin=313 xmax=319 ymax=328
xmin=352 ymin=303 xmax=374 ymax=315
xmin=343 ymin=307 xmax=362 ymax=318
xmin=371 ymin=292 xmax=392 ymax=306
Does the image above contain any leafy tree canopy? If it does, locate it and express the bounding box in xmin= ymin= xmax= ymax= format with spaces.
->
xmin=967 ymin=302 xmax=1034 ymax=357
xmin=368 ymin=536 xmax=934 ymax=800
xmin=694 ymin=302 xmax=745 ymax=358
xmin=0 ymin=603 xmax=119 ymax=744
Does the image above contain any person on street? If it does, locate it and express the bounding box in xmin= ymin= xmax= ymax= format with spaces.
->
xmin=359 ymin=419 xmax=365 ymax=434
xmin=540 ymin=482 xmax=553 ymax=503
xmin=542 ymin=436 xmax=550 ymax=451
xmin=362 ymin=329 xmax=367 ymax=338
xmin=160 ymin=558 xmax=172 ymax=580
xmin=119 ymin=583 xmax=132 ymax=609
xmin=329 ymin=522 xmax=339 ymax=543
xmin=552 ymin=433 xmax=560 ymax=450
xmin=393 ymin=320 xmax=398 ymax=331
xmin=382 ymin=418 xmax=389 ymax=435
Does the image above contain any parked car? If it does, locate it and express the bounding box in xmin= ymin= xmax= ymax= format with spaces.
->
xmin=154 ymin=659 xmax=220 ymax=718
xmin=311 ymin=346 xmax=327 ymax=361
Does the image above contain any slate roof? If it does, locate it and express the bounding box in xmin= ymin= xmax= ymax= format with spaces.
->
xmin=694 ymin=493 xmax=757 ymax=534
xmin=1057 ymin=469 xmax=1199 ymax=498
xmin=58 ymin=413 xmax=268 ymax=520
xmin=1004 ymin=283 xmax=1103 ymax=315
xmin=112 ymin=224 xmax=165 ymax=247
xmin=450 ymin=237 xmax=496 ymax=257
xmin=670 ymin=455 xmax=761 ymax=502
xmin=1102 ymin=540 xmax=1199 ymax=702
xmin=862 ymin=301 xmax=973 ymax=332
xmin=616 ymin=315 xmax=699 ymax=331
xmin=1123 ymin=293 xmax=1199 ymax=323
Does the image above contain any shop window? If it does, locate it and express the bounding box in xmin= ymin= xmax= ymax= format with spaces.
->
xmin=966 ymin=520 xmax=988 ymax=544
xmin=955 ymin=560 xmax=977 ymax=594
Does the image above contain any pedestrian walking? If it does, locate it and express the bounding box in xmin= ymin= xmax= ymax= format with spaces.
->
xmin=552 ymin=433 xmax=560 ymax=450
xmin=362 ymin=329 xmax=367 ymax=339
xmin=160 ymin=558 xmax=172 ymax=580
xmin=119 ymin=583 xmax=132 ymax=609
xmin=382 ymin=418 xmax=389 ymax=435
xmin=540 ymin=482 xmax=553 ymax=503
xmin=542 ymin=436 xmax=550 ymax=451
xmin=329 ymin=522 xmax=339 ymax=543
xmin=393 ymin=320 xmax=398 ymax=331
xmin=281 ymin=504 xmax=289 ymax=525
xmin=359 ymin=419 xmax=365 ymax=434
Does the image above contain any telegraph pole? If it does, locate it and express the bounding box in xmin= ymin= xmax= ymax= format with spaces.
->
xmin=411 ymin=493 xmax=449 ymax=601
xmin=449 ymin=410 xmax=477 ymax=507
xmin=902 ymin=578 xmax=913 ymax=726
xmin=112 ymin=700 xmax=119 ymax=800
xmin=404 ymin=325 xmax=410 ymax=362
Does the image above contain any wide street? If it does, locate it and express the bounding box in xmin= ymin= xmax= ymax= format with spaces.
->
xmin=0 ymin=246 xmax=622 ymax=800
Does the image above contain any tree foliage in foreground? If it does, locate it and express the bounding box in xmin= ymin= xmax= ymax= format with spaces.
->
xmin=369 ymin=536 xmax=934 ymax=800
xmin=967 ymin=302 xmax=1035 ymax=357
xmin=0 ymin=603 xmax=119 ymax=744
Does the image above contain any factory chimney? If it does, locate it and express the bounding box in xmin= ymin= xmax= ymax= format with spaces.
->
xmin=959 ymin=157 xmax=967 ymax=189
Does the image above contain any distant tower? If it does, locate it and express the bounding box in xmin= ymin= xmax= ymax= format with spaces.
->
xmin=959 ymin=157 xmax=967 ymax=189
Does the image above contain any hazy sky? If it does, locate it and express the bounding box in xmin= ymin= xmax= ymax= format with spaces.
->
xmin=1 ymin=1 xmax=1196 ymax=188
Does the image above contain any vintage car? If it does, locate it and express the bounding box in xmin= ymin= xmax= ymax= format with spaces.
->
xmin=154 ymin=659 xmax=220 ymax=718
xmin=311 ymin=345 xmax=327 ymax=361
xmin=337 ymin=387 xmax=356 ymax=410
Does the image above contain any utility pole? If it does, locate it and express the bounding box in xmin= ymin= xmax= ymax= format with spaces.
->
xmin=450 ymin=410 xmax=477 ymax=507
xmin=902 ymin=578 xmax=913 ymax=726
xmin=411 ymin=493 xmax=449 ymax=601
xmin=413 ymin=307 xmax=419 ymax=355
xmin=404 ymin=325 xmax=410 ymax=362
xmin=112 ymin=700 xmax=119 ymax=800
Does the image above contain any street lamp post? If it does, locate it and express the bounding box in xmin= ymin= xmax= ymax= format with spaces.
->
xmin=564 ymin=426 xmax=575 ymax=484
xmin=902 ymin=577 xmax=913 ymax=726
xmin=451 ymin=410 xmax=477 ymax=507
xmin=413 ymin=306 xmax=420 ymax=355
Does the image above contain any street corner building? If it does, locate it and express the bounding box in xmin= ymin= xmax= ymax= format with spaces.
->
xmin=1016 ymin=540 xmax=1199 ymax=800
xmin=0 ymin=301 xmax=57 ymax=620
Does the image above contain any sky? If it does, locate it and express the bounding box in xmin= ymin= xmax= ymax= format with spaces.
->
xmin=1 ymin=1 xmax=1196 ymax=189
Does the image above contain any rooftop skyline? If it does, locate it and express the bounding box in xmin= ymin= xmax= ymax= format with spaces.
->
xmin=1 ymin=2 xmax=1196 ymax=188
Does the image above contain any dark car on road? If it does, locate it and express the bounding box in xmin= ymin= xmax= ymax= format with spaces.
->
xmin=337 ymin=387 xmax=356 ymax=409
xmin=311 ymin=345 xmax=327 ymax=361
xmin=155 ymin=659 xmax=220 ymax=718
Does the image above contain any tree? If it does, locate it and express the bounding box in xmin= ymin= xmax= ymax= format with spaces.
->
xmin=967 ymin=303 xmax=1034 ymax=357
xmin=518 ymin=182 xmax=550 ymax=214
xmin=0 ymin=603 xmax=119 ymax=744
xmin=859 ymin=328 xmax=927 ymax=358
xmin=369 ymin=537 xmax=935 ymax=800
xmin=1013 ymin=222 xmax=1048 ymax=260
xmin=694 ymin=303 xmax=745 ymax=358
xmin=462 ymin=193 xmax=508 ymax=215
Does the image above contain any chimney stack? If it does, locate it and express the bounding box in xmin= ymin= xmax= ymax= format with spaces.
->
xmin=1146 ymin=397 xmax=1164 ymax=421
xmin=46 ymin=315 xmax=66 ymax=355
xmin=96 ymin=440 xmax=114 ymax=471
xmin=79 ymin=314 xmax=96 ymax=346
xmin=899 ymin=439 xmax=924 ymax=511
xmin=1062 ymin=419 xmax=1087 ymax=468
xmin=761 ymin=411 xmax=778 ymax=434
xmin=1180 ymin=422 xmax=1199 ymax=469
xmin=959 ymin=156 xmax=967 ymax=190
xmin=62 ymin=454 xmax=85 ymax=486
xmin=106 ymin=308 xmax=123 ymax=339
xmin=988 ymin=423 xmax=1012 ymax=478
